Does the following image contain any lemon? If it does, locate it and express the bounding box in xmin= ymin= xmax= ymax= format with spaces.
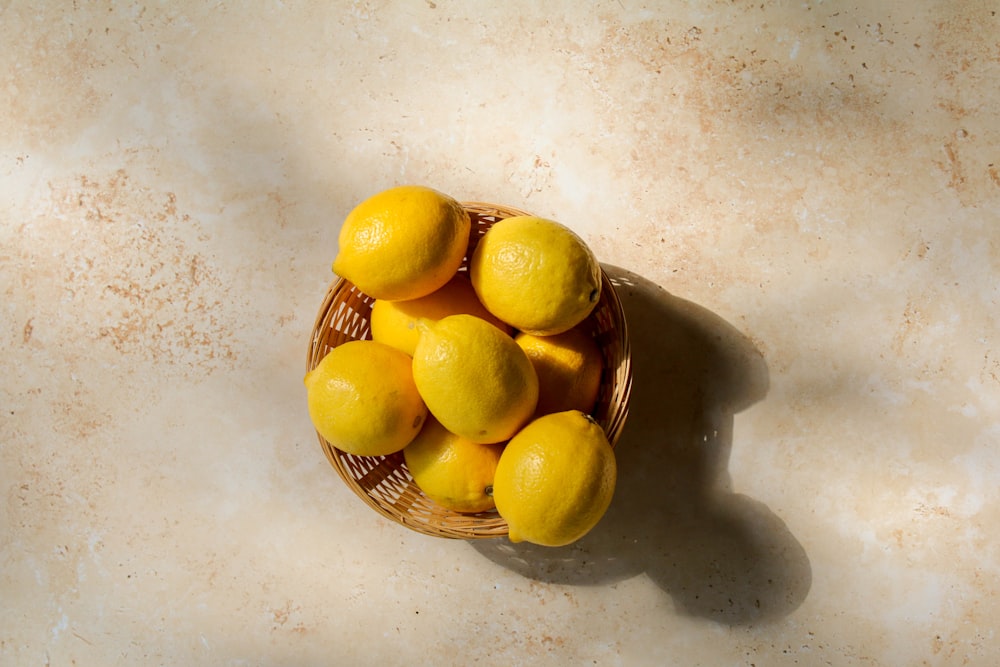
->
xmin=403 ymin=417 xmax=504 ymax=513
xmin=332 ymin=185 xmax=471 ymax=301
xmin=370 ymin=275 xmax=513 ymax=357
xmin=515 ymin=327 xmax=603 ymax=417
xmin=304 ymin=340 xmax=427 ymax=457
xmin=412 ymin=314 xmax=538 ymax=444
xmin=470 ymin=216 xmax=601 ymax=335
xmin=492 ymin=410 xmax=616 ymax=547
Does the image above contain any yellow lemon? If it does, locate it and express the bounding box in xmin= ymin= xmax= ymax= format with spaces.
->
xmin=403 ymin=417 xmax=504 ymax=513
xmin=515 ymin=327 xmax=603 ymax=417
xmin=333 ymin=185 xmax=471 ymax=301
xmin=370 ymin=275 xmax=513 ymax=357
xmin=492 ymin=410 xmax=616 ymax=547
xmin=412 ymin=314 xmax=538 ymax=444
xmin=470 ymin=216 xmax=601 ymax=335
xmin=304 ymin=340 xmax=427 ymax=457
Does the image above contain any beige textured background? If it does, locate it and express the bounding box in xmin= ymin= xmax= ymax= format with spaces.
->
xmin=3 ymin=1 xmax=998 ymax=665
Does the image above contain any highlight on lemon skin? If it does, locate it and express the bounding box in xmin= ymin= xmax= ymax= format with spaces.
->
xmin=332 ymin=185 xmax=471 ymax=301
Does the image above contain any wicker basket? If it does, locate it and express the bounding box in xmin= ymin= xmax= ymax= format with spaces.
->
xmin=306 ymin=202 xmax=633 ymax=539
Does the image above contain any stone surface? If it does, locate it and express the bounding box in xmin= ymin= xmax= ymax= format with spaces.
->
xmin=3 ymin=1 xmax=998 ymax=665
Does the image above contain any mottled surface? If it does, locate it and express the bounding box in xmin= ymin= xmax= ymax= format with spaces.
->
xmin=3 ymin=1 xmax=999 ymax=665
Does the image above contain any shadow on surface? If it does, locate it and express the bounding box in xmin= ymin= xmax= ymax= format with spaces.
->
xmin=472 ymin=266 xmax=811 ymax=626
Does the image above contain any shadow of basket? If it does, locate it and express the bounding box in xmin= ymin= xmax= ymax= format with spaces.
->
xmin=471 ymin=265 xmax=812 ymax=626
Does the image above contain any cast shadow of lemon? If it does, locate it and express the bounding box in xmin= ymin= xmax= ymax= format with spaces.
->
xmin=471 ymin=266 xmax=811 ymax=626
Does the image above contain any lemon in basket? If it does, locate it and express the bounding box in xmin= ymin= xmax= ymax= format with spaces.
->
xmin=304 ymin=340 xmax=427 ymax=456
xmin=403 ymin=417 xmax=504 ymax=514
xmin=470 ymin=215 xmax=601 ymax=335
xmin=412 ymin=314 xmax=538 ymax=444
xmin=370 ymin=275 xmax=512 ymax=357
xmin=515 ymin=326 xmax=603 ymax=417
xmin=492 ymin=410 xmax=616 ymax=547
xmin=333 ymin=185 xmax=471 ymax=301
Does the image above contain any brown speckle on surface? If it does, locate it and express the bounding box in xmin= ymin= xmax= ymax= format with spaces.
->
xmin=37 ymin=169 xmax=240 ymax=373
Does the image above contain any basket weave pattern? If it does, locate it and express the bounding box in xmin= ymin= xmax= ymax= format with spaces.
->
xmin=306 ymin=202 xmax=632 ymax=539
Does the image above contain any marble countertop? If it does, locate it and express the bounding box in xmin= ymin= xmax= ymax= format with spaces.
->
xmin=3 ymin=1 xmax=998 ymax=665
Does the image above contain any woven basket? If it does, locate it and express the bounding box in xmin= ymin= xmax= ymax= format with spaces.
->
xmin=306 ymin=202 xmax=633 ymax=539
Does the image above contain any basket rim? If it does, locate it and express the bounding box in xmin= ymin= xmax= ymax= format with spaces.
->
xmin=459 ymin=200 xmax=534 ymax=216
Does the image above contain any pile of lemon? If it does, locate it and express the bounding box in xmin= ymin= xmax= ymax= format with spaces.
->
xmin=304 ymin=185 xmax=617 ymax=547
